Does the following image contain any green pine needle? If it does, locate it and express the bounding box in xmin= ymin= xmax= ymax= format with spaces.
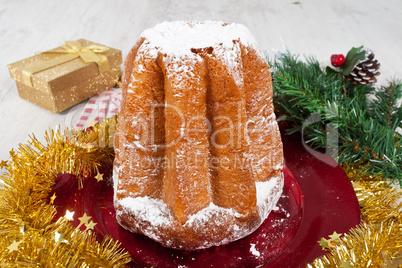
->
xmin=269 ymin=52 xmax=402 ymax=185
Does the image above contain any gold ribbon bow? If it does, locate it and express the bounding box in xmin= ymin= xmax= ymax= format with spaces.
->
xmin=22 ymin=40 xmax=110 ymax=87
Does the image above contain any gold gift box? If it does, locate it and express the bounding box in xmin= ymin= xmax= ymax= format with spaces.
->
xmin=8 ymin=39 xmax=122 ymax=113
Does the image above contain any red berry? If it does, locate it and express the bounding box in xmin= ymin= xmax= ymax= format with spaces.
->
xmin=331 ymin=54 xmax=345 ymax=67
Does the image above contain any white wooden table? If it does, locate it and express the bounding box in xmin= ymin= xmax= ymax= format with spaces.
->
xmin=1 ymin=0 xmax=402 ymax=162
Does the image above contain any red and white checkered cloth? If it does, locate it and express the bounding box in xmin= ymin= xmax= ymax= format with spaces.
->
xmin=75 ymin=87 xmax=122 ymax=128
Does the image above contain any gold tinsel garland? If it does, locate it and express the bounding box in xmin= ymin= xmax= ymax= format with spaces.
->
xmin=0 ymin=117 xmax=131 ymax=267
xmin=0 ymin=116 xmax=401 ymax=267
xmin=308 ymin=166 xmax=402 ymax=268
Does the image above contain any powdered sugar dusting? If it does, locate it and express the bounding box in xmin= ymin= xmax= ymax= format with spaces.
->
xmin=112 ymin=165 xmax=121 ymax=199
xmin=185 ymin=202 xmax=242 ymax=226
xmin=140 ymin=21 xmax=258 ymax=56
xmin=115 ymin=173 xmax=283 ymax=249
xmin=256 ymin=176 xmax=284 ymax=218
xmin=250 ymin=243 xmax=261 ymax=257
xmin=119 ymin=196 xmax=174 ymax=226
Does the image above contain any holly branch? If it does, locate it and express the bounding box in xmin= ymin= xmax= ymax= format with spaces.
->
xmin=268 ymin=49 xmax=402 ymax=185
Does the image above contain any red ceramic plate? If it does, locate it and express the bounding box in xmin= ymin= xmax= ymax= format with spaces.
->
xmin=51 ymin=127 xmax=361 ymax=268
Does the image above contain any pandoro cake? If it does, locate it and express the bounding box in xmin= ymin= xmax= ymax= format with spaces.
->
xmin=113 ymin=21 xmax=284 ymax=250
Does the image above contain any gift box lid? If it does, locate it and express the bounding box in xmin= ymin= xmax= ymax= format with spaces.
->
xmin=7 ymin=39 xmax=122 ymax=95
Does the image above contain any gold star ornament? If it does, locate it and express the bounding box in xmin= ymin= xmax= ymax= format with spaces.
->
xmin=329 ymin=231 xmax=342 ymax=241
xmin=318 ymin=237 xmax=329 ymax=249
xmin=54 ymin=231 xmax=68 ymax=243
xmin=50 ymin=193 xmax=57 ymax=204
xmin=318 ymin=231 xmax=344 ymax=250
xmin=86 ymin=220 xmax=97 ymax=231
xmin=87 ymin=120 xmax=96 ymax=127
xmin=77 ymin=213 xmax=91 ymax=229
xmin=65 ymin=128 xmax=76 ymax=139
xmin=95 ymin=172 xmax=104 ymax=182
xmin=7 ymin=240 xmax=22 ymax=253
xmin=64 ymin=210 xmax=75 ymax=221
xmin=0 ymin=160 xmax=7 ymax=169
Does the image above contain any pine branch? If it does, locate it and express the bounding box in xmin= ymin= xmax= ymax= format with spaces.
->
xmin=269 ymin=52 xmax=402 ymax=185
xmin=370 ymin=82 xmax=402 ymax=131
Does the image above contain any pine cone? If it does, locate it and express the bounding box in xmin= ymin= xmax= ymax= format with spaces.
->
xmin=347 ymin=52 xmax=381 ymax=85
